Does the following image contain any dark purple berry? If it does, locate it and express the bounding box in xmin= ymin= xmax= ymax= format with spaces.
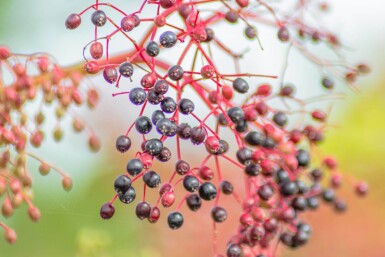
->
xmin=220 ymin=180 xmax=233 ymax=195
xmin=226 ymin=244 xmax=242 ymax=257
xmin=199 ymin=182 xmax=217 ymax=201
xmin=126 ymin=158 xmax=143 ymax=176
xmin=159 ymin=31 xmax=177 ymax=48
xmin=322 ymin=77 xmax=334 ymax=89
xmin=307 ymin=196 xmax=319 ymax=210
xmin=177 ymin=123 xmax=191 ymax=139
xmin=175 ymin=160 xmax=190 ymax=175
xmin=273 ymin=111 xmax=288 ymax=127
xmin=225 ymin=11 xmax=239 ymax=23
xmin=178 ymin=98 xmax=195 ymax=115
xmin=236 ymin=147 xmax=252 ymax=165
xmin=322 ymin=189 xmax=335 ymax=202
xmin=129 ymin=87 xmax=146 ymax=105
xmin=115 ymin=135 xmax=131 ymax=153
xmin=245 ymin=131 xmax=265 ymax=146
xmin=233 ymin=78 xmax=249 ymax=93
xmin=114 ymin=175 xmax=132 ymax=194
xmin=100 ymin=202 xmax=115 ymax=219
xmin=296 ymin=149 xmax=310 ymax=167
xmin=103 ymin=67 xmax=118 ymax=84
xmin=211 ymin=206 xmax=227 ymax=223
xmin=227 ymin=107 xmax=245 ymax=123
xmin=245 ymin=26 xmax=257 ymax=39
xmin=160 ymin=96 xmax=177 ymax=113
xmin=118 ymin=186 xmax=136 ymax=204
xmin=245 ymin=163 xmax=262 ymax=176
xmin=145 ymin=139 xmax=163 ymax=156
xmin=183 ymin=175 xmax=200 ymax=192
xmin=156 ymin=118 xmax=172 ymax=135
xmin=292 ymin=196 xmax=307 ymax=211
xmin=135 ymin=116 xmax=152 ymax=134
xmin=91 ymin=10 xmax=107 ymax=27
xmin=168 ymin=65 xmax=184 ymax=81
xmin=135 ymin=201 xmax=151 ymax=220
xmin=154 ymin=79 xmax=169 ymax=94
xmin=119 ymin=62 xmax=134 ymax=77
xmin=258 ymin=184 xmax=274 ymax=201
xmin=190 ymin=126 xmax=206 ymax=145
xmin=143 ymin=170 xmax=161 ymax=188
xmin=147 ymin=88 xmax=163 ymax=104
xmin=280 ymin=181 xmax=299 ymax=196
xmin=146 ymin=41 xmax=160 ymax=57
xmin=151 ymin=110 xmax=165 ymax=125
xmin=186 ymin=194 xmax=202 ymax=211
xmin=156 ymin=146 xmax=172 ymax=162
xmin=167 ymin=211 xmax=184 ymax=229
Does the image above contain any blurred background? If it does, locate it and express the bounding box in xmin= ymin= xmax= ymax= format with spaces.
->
xmin=0 ymin=0 xmax=384 ymax=256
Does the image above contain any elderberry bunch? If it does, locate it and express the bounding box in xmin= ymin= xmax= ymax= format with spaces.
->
xmin=66 ymin=1 xmax=369 ymax=256
xmin=0 ymin=46 xmax=100 ymax=244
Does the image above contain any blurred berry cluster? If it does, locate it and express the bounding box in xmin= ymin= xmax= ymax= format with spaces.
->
xmin=66 ymin=0 xmax=369 ymax=256
xmin=0 ymin=46 xmax=100 ymax=243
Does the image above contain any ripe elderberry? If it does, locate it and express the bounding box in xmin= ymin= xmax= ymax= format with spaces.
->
xmin=91 ymin=10 xmax=107 ymax=27
xmin=146 ymin=41 xmax=160 ymax=57
xmin=159 ymin=31 xmax=177 ymax=48
xmin=143 ymin=171 xmax=161 ymax=188
xmin=211 ymin=206 xmax=227 ymax=223
xmin=129 ymin=88 xmax=147 ymax=105
xmin=115 ymin=135 xmax=131 ymax=153
xmin=114 ymin=175 xmax=132 ymax=194
xmin=186 ymin=194 xmax=202 ymax=211
xmin=199 ymin=182 xmax=217 ymax=201
xmin=167 ymin=211 xmax=184 ymax=229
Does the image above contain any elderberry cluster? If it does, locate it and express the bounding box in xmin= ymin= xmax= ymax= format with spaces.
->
xmin=0 ymin=46 xmax=100 ymax=244
xmin=66 ymin=1 xmax=369 ymax=256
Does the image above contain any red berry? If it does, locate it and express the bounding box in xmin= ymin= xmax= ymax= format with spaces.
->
xmin=65 ymin=13 xmax=81 ymax=29
xmin=90 ymin=41 xmax=103 ymax=59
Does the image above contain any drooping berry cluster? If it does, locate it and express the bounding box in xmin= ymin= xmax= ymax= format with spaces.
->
xmin=66 ymin=1 xmax=369 ymax=256
xmin=0 ymin=46 xmax=100 ymax=244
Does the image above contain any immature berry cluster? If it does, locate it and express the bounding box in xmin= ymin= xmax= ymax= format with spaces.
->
xmin=66 ymin=1 xmax=369 ymax=256
xmin=0 ymin=46 xmax=100 ymax=244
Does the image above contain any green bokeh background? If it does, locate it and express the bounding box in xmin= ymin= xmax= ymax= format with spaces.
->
xmin=0 ymin=1 xmax=384 ymax=257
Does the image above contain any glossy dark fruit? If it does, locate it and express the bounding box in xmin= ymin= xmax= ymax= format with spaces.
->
xmin=183 ymin=175 xmax=200 ymax=192
xmin=178 ymin=98 xmax=195 ymax=115
xmin=119 ymin=62 xmax=134 ymax=77
xmin=100 ymin=202 xmax=115 ymax=219
xmin=161 ymin=97 xmax=177 ymax=113
xmin=115 ymin=135 xmax=131 ymax=153
xmin=233 ymin=78 xmax=249 ymax=93
xmin=175 ymin=160 xmax=190 ymax=175
xmin=114 ymin=175 xmax=132 ymax=194
xmin=118 ymin=186 xmax=136 ymax=204
xmin=220 ymin=180 xmax=233 ymax=195
xmin=144 ymin=139 xmax=163 ymax=156
xmin=91 ymin=10 xmax=107 ymax=27
xmin=146 ymin=41 xmax=160 ymax=57
xmin=135 ymin=116 xmax=152 ymax=134
xmin=129 ymin=87 xmax=146 ymax=105
xmin=167 ymin=211 xmax=184 ymax=229
xmin=126 ymin=158 xmax=143 ymax=176
xmin=143 ymin=170 xmax=161 ymax=188
xmin=211 ymin=206 xmax=227 ymax=223
xmin=186 ymin=194 xmax=202 ymax=211
xmin=135 ymin=201 xmax=151 ymax=220
xmin=160 ymin=31 xmax=177 ymax=48
xmin=199 ymin=182 xmax=217 ymax=201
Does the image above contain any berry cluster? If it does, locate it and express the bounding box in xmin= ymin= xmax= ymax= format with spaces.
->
xmin=0 ymin=46 xmax=100 ymax=243
xmin=66 ymin=1 xmax=369 ymax=256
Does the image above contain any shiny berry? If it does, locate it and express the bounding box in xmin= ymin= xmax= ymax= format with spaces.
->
xmin=91 ymin=10 xmax=107 ymax=27
xmin=143 ymin=170 xmax=161 ymax=188
xmin=115 ymin=135 xmax=131 ymax=153
xmin=126 ymin=158 xmax=143 ymax=176
xmin=186 ymin=194 xmax=202 ymax=211
xmin=114 ymin=175 xmax=132 ymax=194
xmin=167 ymin=211 xmax=184 ymax=229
